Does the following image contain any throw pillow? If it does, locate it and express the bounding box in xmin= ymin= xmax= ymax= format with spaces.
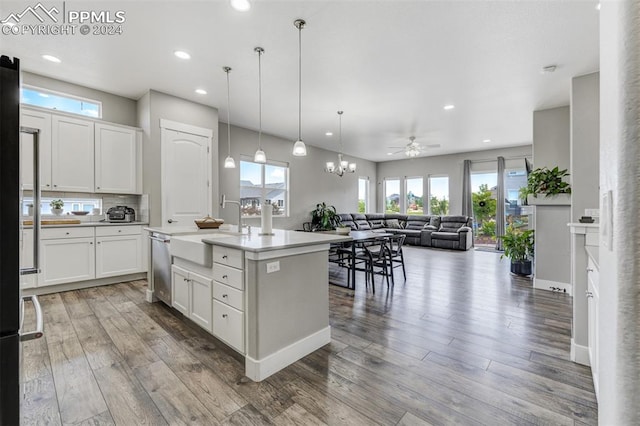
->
xmin=385 ymin=218 xmax=402 ymax=229
xmin=429 ymin=216 xmax=441 ymax=228
xmin=424 ymin=224 xmax=438 ymax=231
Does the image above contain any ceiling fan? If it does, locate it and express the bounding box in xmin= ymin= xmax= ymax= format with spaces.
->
xmin=388 ymin=136 xmax=441 ymax=157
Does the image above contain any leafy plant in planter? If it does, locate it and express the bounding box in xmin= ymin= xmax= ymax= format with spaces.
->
xmin=499 ymin=226 xmax=535 ymax=276
xmin=50 ymin=199 xmax=64 ymax=215
xmin=310 ymin=202 xmax=340 ymax=231
xmin=523 ymin=166 xmax=571 ymax=198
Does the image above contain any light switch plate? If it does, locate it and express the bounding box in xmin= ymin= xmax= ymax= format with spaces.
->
xmin=266 ymin=261 xmax=280 ymax=273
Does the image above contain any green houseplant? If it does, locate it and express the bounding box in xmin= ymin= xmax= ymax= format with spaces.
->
xmin=50 ymin=199 xmax=64 ymax=215
xmin=310 ymin=202 xmax=340 ymax=231
xmin=500 ymin=226 xmax=535 ymax=276
xmin=524 ymin=166 xmax=571 ymax=199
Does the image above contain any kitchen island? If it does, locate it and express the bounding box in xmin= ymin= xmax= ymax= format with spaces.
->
xmin=167 ymin=228 xmax=350 ymax=381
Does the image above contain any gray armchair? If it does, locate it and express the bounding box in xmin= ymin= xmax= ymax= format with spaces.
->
xmin=430 ymin=216 xmax=474 ymax=250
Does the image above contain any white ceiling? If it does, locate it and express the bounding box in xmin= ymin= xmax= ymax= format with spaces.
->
xmin=1 ymin=0 xmax=599 ymax=162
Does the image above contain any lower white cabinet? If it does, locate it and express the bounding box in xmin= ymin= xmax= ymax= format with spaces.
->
xmin=212 ymin=299 xmax=244 ymax=352
xmin=587 ymin=257 xmax=600 ymax=399
xmin=41 ymin=237 xmax=95 ymax=286
xmin=171 ymin=265 xmax=212 ymax=332
xmin=95 ymin=226 xmax=143 ymax=278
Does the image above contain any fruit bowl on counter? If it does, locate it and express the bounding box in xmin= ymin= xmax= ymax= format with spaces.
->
xmin=194 ymin=216 xmax=224 ymax=229
xmin=71 ymin=211 xmax=90 ymax=216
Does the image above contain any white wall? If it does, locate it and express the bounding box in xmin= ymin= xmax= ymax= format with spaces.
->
xmin=139 ymin=90 xmax=219 ymax=226
xmin=218 ymin=124 xmax=377 ymax=230
xmin=22 ymin=72 xmax=137 ymax=127
xmin=598 ymin=1 xmax=640 ymax=423
xmin=375 ymin=145 xmax=532 ymax=215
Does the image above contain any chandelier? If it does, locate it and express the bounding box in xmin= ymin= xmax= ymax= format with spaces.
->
xmin=325 ymin=111 xmax=356 ymax=176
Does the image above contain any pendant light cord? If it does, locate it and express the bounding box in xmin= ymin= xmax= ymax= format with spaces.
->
xmin=298 ymin=24 xmax=302 ymax=141
xmin=258 ymin=49 xmax=263 ymax=150
xmin=225 ymin=68 xmax=232 ymax=156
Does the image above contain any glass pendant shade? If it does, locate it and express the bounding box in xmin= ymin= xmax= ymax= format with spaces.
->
xmin=224 ymin=156 xmax=236 ymax=168
xmin=293 ymin=140 xmax=307 ymax=156
xmin=254 ymin=149 xmax=266 ymax=164
xmin=348 ymin=163 xmax=357 ymax=172
xmin=325 ymin=162 xmax=335 ymax=172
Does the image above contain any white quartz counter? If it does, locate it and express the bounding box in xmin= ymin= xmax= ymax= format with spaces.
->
xmin=201 ymin=229 xmax=351 ymax=253
xmin=24 ymin=221 xmax=148 ymax=229
xmin=144 ymin=226 xmax=225 ymax=236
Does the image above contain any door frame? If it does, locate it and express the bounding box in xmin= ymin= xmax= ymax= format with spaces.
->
xmin=160 ymin=119 xmax=213 ymax=227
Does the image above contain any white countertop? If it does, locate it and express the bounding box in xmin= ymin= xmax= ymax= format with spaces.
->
xmin=144 ymin=226 xmax=225 ymax=236
xmin=23 ymin=221 xmax=147 ymax=229
xmin=201 ymin=229 xmax=351 ymax=253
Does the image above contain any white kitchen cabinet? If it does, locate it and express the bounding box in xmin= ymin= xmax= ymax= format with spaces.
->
xmin=171 ymin=265 xmax=212 ymax=332
xmin=212 ymin=246 xmax=245 ymax=353
xmin=51 ymin=115 xmax=94 ymax=192
xmin=96 ymin=232 xmax=143 ymax=279
xmin=95 ymin=123 xmax=142 ymax=194
xmin=20 ymin=109 xmax=52 ymax=190
xmin=587 ymin=257 xmax=599 ymax=399
xmin=41 ymin=237 xmax=95 ymax=286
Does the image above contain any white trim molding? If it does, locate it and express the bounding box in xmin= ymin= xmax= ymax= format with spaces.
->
xmin=571 ymin=338 xmax=591 ymax=366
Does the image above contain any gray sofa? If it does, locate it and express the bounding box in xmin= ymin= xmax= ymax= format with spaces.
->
xmin=337 ymin=213 xmax=474 ymax=251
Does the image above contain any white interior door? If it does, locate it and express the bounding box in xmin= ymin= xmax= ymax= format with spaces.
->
xmin=161 ymin=120 xmax=212 ymax=227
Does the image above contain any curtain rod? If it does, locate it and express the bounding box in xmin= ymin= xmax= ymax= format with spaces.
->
xmin=470 ymin=155 xmax=531 ymax=164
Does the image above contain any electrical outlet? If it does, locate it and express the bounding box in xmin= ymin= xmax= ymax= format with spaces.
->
xmin=266 ymin=261 xmax=280 ymax=273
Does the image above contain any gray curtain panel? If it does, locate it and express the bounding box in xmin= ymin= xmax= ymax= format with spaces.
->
xmin=495 ymin=156 xmax=505 ymax=250
xmin=462 ymin=160 xmax=473 ymax=217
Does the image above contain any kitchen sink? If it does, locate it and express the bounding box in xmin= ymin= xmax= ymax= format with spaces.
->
xmin=170 ymin=233 xmax=232 ymax=267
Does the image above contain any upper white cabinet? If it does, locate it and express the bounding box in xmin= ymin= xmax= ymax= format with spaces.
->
xmin=95 ymin=123 xmax=142 ymax=194
xmin=51 ymin=115 xmax=95 ymax=192
xmin=20 ymin=109 xmax=52 ymax=190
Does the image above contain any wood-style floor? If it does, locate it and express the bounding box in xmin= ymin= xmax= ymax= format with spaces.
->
xmin=21 ymin=246 xmax=597 ymax=425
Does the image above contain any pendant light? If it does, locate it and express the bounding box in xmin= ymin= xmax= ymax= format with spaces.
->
xmin=325 ymin=111 xmax=356 ymax=176
xmin=253 ymin=47 xmax=266 ymax=164
xmin=223 ymin=66 xmax=236 ymax=169
xmin=292 ymin=19 xmax=308 ymax=157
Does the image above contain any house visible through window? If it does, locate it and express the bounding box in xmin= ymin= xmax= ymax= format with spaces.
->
xmin=21 ymin=85 xmax=102 ymax=118
xmin=384 ymin=178 xmax=400 ymax=213
xmin=240 ymin=159 xmax=289 ymax=217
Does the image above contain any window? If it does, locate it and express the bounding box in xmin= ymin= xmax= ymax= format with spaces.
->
xmin=384 ymin=178 xmax=401 ymax=213
xmin=471 ymin=172 xmax=498 ymax=247
xmin=240 ymin=159 xmax=289 ymax=217
xmin=21 ymin=85 xmax=102 ymax=118
xmin=405 ymin=177 xmax=424 ymax=215
xmin=358 ymin=177 xmax=369 ymax=213
xmin=428 ymin=176 xmax=449 ymax=215
xmin=21 ymin=197 xmax=102 ymax=216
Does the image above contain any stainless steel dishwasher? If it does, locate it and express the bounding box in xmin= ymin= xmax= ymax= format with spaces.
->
xmin=149 ymin=232 xmax=171 ymax=305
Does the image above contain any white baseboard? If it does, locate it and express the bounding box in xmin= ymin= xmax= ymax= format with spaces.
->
xmin=534 ymin=278 xmax=573 ymax=296
xmin=145 ymin=289 xmax=156 ymax=303
xmin=245 ymin=326 xmax=331 ymax=382
xmin=24 ymin=273 xmax=147 ymax=296
xmin=571 ymin=338 xmax=591 ymax=366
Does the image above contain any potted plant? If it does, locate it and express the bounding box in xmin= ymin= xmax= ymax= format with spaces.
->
xmin=50 ymin=199 xmax=64 ymax=215
xmin=310 ymin=202 xmax=340 ymax=231
xmin=524 ymin=166 xmax=571 ymax=200
xmin=499 ymin=226 xmax=535 ymax=276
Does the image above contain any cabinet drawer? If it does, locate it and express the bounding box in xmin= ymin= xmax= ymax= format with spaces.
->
xmin=41 ymin=227 xmax=95 ymax=240
xmin=213 ymin=300 xmax=244 ymax=353
xmin=213 ymin=263 xmax=243 ymax=290
xmin=212 ymin=246 xmax=243 ymax=269
xmin=213 ymin=281 xmax=244 ymax=311
xmin=96 ymin=225 xmax=142 ymax=237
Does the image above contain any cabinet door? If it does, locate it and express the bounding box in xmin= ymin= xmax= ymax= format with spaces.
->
xmin=171 ymin=265 xmax=189 ymax=316
xmin=51 ymin=115 xmax=94 ymax=192
xmin=213 ymin=300 xmax=244 ymax=353
xmin=20 ymin=109 xmax=52 ymax=190
xmin=41 ymin=237 xmax=95 ymax=286
xmin=189 ymin=272 xmax=212 ymax=332
xmin=95 ymin=124 xmax=141 ymax=194
xmin=95 ymin=235 xmax=143 ymax=278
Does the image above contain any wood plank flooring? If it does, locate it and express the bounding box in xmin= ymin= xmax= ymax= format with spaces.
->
xmin=21 ymin=247 xmax=597 ymax=425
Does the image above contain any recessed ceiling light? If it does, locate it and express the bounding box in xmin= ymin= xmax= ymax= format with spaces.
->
xmin=482 ymin=139 xmax=491 ymax=143
xmin=42 ymin=55 xmax=61 ymax=63
xmin=230 ymin=0 xmax=251 ymax=11
xmin=443 ymin=104 xmax=455 ymax=110
xmin=174 ymin=50 xmax=191 ymax=60
xmin=596 ymin=3 xmax=601 ymax=10
xmin=387 ymin=152 xmax=393 ymax=156
xmin=195 ymin=89 xmax=207 ymax=95
xmin=325 ymin=132 xmax=333 ymax=136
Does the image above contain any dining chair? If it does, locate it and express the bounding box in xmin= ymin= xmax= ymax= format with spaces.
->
xmin=387 ymin=234 xmax=407 ymax=280
xmin=358 ymin=239 xmax=394 ymax=291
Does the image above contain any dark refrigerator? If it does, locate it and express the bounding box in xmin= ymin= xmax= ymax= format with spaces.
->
xmin=0 ymin=55 xmax=44 ymax=425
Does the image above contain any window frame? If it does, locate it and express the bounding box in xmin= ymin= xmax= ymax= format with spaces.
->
xmin=21 ymin=85 xmax=103 ymax=118
xmin=404 ymin=176 xmax=425 ymax=215
xmin=239 ymin=157 xmax=290 ymax=218
xmin=358 ymin=176 xmax=370 ymax=214
xmin=383 ymin=177 xmax=402 ymax=213
xmin=427 ymin=174 xmax=450 ymax=215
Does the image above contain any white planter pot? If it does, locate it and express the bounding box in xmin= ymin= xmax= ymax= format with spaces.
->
xmin=52 ymin=208 xmax=64 ymax=216
xmin=527 ymin=193 xmax=571 ymax=206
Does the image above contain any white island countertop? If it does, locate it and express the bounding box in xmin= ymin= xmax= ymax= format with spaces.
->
xmin=201 ymin=229 xmax=351 ymax=253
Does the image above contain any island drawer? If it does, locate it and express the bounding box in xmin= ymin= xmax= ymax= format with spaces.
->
xmin=212 ymin=263 xmax=243 ymax=290
xmin=41 ymin=227 xmax=95 ymax=240
xmin=213 ymin=281 xmax=244 ymax=311
xmin=213 ymin=300 xmax=244 ymax=353
xmin=96 ymin=225 xmax=142 ymax=237
xmin=212 ymin=246 xmax=243 ymax=269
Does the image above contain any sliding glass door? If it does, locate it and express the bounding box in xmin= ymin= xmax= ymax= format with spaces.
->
xmin=471 ymin=172 xmax=497 ymax=247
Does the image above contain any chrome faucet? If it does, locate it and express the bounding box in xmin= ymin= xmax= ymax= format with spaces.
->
xmin=221 ymin=194 xmax=250 ymax=234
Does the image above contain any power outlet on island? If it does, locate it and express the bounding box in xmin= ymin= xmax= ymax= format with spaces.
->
xmin=266 ymin=261 xmax=280 ymax=274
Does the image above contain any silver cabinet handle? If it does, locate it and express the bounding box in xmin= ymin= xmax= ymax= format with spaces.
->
xmin=587 ymin=268 xmax=594 ymax=272
xmin=168 ymin=219 xmax=178 ymax=224
xmin=222 ymin=294 xmax=228 ymax=298
xmin=96 ymin=186 xmax=100 ymax=189
xmin=20 ymin=295 xmax=44 ymax=342
xmin=45 ymin=184 xmax=50 ymax=187
xmin=20 ymin=127 xmax=41 ymax=277
xmin=53 ymin=184 xmax=57 ymax=188
xmin=222 ymin=314 xmax=228 ymax=318
xmin=222 ymin=255 xmax=228 ymax=259
xmin=65 ymin=232 xmax=70 ymax=235
xmin=586 ymin=291 xmax=594 ymax=298
xmin=222 ymin=275 xmax=228 ymax=279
